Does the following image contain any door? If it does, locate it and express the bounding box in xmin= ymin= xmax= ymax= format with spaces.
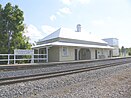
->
xmin=109 ymin=50 xmax=112 ymax=57
xmin=95 ymin=50 xmax=97 ymax=59
xmin=75 ymin=49 xmax=77 ymax=60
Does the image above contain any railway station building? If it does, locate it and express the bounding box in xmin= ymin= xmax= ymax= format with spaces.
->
xmin=32 ymin=24 xmax=115 ymax=62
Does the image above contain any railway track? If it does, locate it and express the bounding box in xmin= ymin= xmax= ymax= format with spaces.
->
xmin=0 ymin=57 xmax=131 ymax=86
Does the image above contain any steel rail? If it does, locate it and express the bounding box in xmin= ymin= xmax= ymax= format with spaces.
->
xmin=0 ymin=59 xmax=131 ymax=86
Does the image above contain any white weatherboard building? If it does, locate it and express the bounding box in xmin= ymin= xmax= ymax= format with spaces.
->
xmin=32 ymin=25 xmax=114 ymax=62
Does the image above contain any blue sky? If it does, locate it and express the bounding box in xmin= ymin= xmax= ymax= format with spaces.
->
xmin=1 ymin=0 xmax=131 ymax=47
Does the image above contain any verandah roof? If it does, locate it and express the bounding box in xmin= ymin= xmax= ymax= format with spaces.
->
xmin=32 ymin=41 xmax=113 ymax=49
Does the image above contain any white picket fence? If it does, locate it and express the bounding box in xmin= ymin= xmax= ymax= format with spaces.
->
xmin=0 ymin=54 xmax=48 ymax=65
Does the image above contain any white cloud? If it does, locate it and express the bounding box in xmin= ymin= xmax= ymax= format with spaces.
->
xmin=24 ymin=24 xmax=44 ymax=43
xmin=50 ymin=15 xmax=56 ymax=21
xmin=56 ymin=7 xmax=71 ymax=18
xmin=77 ymin=0 xmax=90 ymax=4
xmin=60 ymin=0 xmax=71 ymax=5
xmin=50 ymin=8 xmax=71 ymax=21
xmin=60 ymin=0 xmax=90 ymax=5
xmin=24 ymin=25 xmax=57 ymax=44
xmin=41 ymin=25 xmax=57 ymax=35
xmin=59 ymin=7 xmax=72 ymax=14
xmin=56 ymin=11 xmax=63 ymax=17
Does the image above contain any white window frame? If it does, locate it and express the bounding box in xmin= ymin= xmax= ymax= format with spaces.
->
xmin=62 ymin=47 xmax=68 ymax=56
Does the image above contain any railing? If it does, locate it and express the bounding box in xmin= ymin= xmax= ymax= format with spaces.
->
xmin=0 ymin=54 xmax=48 ymax=65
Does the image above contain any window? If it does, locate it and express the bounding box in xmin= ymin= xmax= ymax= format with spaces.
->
xmin=62 ymin=47 xmax=68 ymax=56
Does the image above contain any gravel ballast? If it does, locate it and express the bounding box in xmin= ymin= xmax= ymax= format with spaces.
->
xmin=0 ymin=58 xmax=130 ymax=79
xmin=0 ymin=63 xmax=131 ymax=98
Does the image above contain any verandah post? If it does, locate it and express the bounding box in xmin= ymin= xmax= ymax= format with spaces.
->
xmin=46 ymin=47 xmax=48 ymax=62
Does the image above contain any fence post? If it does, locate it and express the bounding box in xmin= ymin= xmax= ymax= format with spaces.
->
xmin=8 ymin=54 xmax=10 ymax=65
xmin=14 ymin=54 xmax=15 ymax=64
xmin=31 ymin=54 xmax=34 ymax=63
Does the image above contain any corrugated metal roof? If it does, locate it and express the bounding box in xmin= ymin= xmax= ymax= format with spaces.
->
xmin=39 ymin=28 xmax=107 ymax=44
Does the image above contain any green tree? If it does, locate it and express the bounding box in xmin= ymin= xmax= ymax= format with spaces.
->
xmin=0 ymin=3 xmax=31 ymax=54
xmin=126 ymin=48 xmax=131 ymax=56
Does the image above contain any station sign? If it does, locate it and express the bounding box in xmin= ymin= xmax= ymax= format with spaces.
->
xmin=14 ymin=49 xmax=34 ymax=55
